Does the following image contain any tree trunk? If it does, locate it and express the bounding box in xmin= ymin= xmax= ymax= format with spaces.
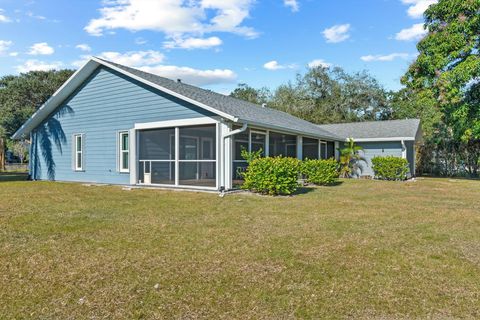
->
xmin=0 ymin=137 xmax=5 ymax=171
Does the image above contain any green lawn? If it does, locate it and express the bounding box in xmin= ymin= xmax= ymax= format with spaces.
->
xmin=1 ymin=178 xmax=479 ymax=318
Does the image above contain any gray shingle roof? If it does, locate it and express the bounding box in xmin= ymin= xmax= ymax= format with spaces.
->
xmin=317 ymin=119 xmax=421 ymax=140
xmin=99 ymin=58 xmax=341 ymax=140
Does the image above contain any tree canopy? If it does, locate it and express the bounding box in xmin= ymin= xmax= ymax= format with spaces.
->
xmin=403 ymin=0 xmax=479 ymax=141
xmin=231 ymin=66 xmax=390 ymax=124
xmin=230 ymin=83 xmax=271 ymax=106
xmin=0 ymin=69 xmax=74 ymax=138
xmin=400 ymin=0 xmax=480 ymax=175
xmin=0 ymin=69 xmax=74 ymax=169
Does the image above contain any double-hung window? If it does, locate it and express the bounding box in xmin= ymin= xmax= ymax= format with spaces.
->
xmin=74 ymin=134 xmax=83 ymax=171
xmin=119 ymin=131 xmax=129 ymax=172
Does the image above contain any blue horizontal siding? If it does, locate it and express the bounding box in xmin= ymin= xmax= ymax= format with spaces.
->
xmin=405 ymin=141 xmax=415 ymax=175
xmin=31 ymin=66 xmax=214 ymax=184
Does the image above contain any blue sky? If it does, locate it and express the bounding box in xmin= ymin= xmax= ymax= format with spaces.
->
xmin=0 ymin=0 xmax=435 ymax=94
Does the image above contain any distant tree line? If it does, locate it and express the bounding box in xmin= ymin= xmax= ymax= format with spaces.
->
xmin=231 ymin=67 xmax=392 ymax=124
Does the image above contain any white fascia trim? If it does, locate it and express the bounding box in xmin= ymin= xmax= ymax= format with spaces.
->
xmin=237 ymin=119 xmax=339 ymax=141
xmin=12 ymin=59 xmax=100 ymax=139
xmin=349 ymin=137 xmax=416 ymax=142
xmin=134 ymin=117 xmax=218 ymax=130
xmin=92 ymin=57 xmax=238 ymax=123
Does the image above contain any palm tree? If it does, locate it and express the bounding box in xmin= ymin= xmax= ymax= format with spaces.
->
xmin=338 ymin=138 xmax=366 ymax=178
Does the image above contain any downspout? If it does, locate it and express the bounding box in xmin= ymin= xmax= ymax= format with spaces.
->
xmin=220 ymin=122 xmax=247 ymax=192
xmin=29 ymin=131 xmax=35 ymax=180
xmin=224 ymin=122 xmax=247 ymax=139
xmin=401 ymin=140 xmax=407 ymax=159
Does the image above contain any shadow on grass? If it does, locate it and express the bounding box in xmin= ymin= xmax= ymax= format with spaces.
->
xmin=294 ymin=181 xmax=344 ymax=195
xmin=293 ymin=187 xmax=316 ymax=195
xmin=0 ymin=172 xmax=29 ymax=182
xmin=419 ymin=175 xmax=480 ymax=182
xmin=323 ymin=181 xmax=344 ymax=187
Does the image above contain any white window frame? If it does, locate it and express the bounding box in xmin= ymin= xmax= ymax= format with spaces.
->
xmin=250 ymin=130 xmax=267 ymax=156
xmin=73 ymin=134 xmax=83 ymax=171
xmin=319 ymin=140 xmax=327 ymax=159
xmin=119 ymin=131 xmax=130 ymax=173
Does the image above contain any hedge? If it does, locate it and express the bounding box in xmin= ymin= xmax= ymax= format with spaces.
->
xmin=371 ymin=156 xmax=409 ymax=180
xmin=301 ymin=159 xmax=339 ymax=185
xmin=241 ymin=157 xmax=301 ymax=195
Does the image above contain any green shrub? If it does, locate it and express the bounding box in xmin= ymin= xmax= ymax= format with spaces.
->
xmin=371 ymin=156 xmax=409 ymax=180
xmin=242 ymin=157 xmax=301 ymax=195
xmin=301 ymin=159 xmax=339 ymax=185
xmin=240 ymin=147 xmax=263 ymax=163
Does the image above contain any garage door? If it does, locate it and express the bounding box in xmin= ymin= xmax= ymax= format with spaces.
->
xmin=356 ymin=141 xmax=403 ymax=177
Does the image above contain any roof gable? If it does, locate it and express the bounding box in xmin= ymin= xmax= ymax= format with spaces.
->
xmin=13 ymin=57 xmax=340 ymax=140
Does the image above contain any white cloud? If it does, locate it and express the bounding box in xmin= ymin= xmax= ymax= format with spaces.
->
xmin=322 ymin=24 xmax=350 ymax=43
xmin=9 ymin=52 xmax=19 ymax=57
xmin=97 ymin=50 xmax=165 ymax=66
xmin=72 ymin=50 xmax=166 ymax=68
xmin=164 ymin=36 xmax=222 ymax=50
xmin=26 ymin=11 xmax=46 ymax=20
xmin=395 ymin=23 xmax=427 ymax=41
xmin=15 ymin=60 xmax=63 ymax=73
xmin=263 ymin=60 xmax=296 ymax=71
xmin=0 ymin=40 xmax=13 ymax=54
xmin=361 ymin=53 xmax=411 ymax=62
xmin=84 ymin=0 xmax=257 ymax=40
xmin=71 ymin=56 xmax=91 ymax=68
xmin=401 ymin=0 xmax=437 ymax=19
xmin=72 ymin=50 xmax=235 ymax=86
xmin=284 ymin=0 xmax=299 ymax=12
xmin=139 ymin=65 xmax=237 ymax=86
xmin=0 ymin=9 xmax=11 ymax=23
xmin=76 ymin=44 xmax=92 ymax=52
xmin=308 ymin=59 xmax=331 ymax=68
xmin=28 ymin=42 xmax=54 ymax=55
xmin=135 ymin=37 xmax=147 ymax=45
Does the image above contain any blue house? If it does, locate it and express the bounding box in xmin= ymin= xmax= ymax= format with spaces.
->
xmin=13 ymin=57 xmax=422 ymax=190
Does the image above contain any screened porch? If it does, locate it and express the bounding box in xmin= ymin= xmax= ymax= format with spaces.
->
xmin=137 ymin=124 xmax=217 ymax=188
xmin=231 ymin=126 xmax=335 ymax=185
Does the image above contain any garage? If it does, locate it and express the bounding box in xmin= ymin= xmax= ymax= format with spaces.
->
xmin=318 ymin=119 xmax=422 ymax=178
